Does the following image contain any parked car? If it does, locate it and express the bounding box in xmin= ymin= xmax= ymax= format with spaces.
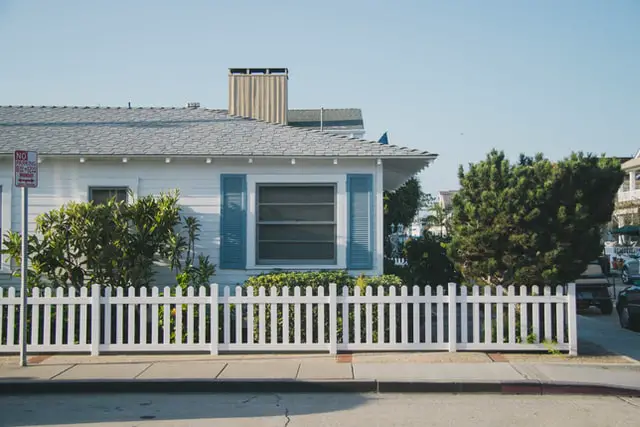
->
xmin=617 ymin=284 xmax=640 ymax=330
xmin=575 ymin=261 xmax=613 ymax=314
xmin=617 ymin=253 xmax=640 ymax=284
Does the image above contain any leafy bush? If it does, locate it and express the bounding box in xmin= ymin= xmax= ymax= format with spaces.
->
xmin=403 ymin=231 xmax=461 ymax=287
xmin=1 ymin=190 xmax=216 ymax=289
xmin=242 ymin=271 xmax=405 ymax=344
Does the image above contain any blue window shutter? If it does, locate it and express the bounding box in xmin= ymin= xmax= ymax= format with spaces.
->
xmin=220 ymin=174 xmax=247 ymax=269
xmin=347 ymin=174 xmax=374 ymax=269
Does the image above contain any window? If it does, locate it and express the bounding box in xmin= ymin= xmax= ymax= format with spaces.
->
xmin=89 ymin=187 xmax=129 ymax=205
xmin=256 ymin=184 xmax=336 ymax=265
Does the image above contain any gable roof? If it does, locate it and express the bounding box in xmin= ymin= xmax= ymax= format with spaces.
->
xmin=0 ymin=106 xmax=432 ymax=160
xmin=287 ymin=108 xmax=363 ymax=130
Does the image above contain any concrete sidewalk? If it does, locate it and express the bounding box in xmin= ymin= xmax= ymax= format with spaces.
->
xmin=1 ymin=352 xmax=640 ymax=396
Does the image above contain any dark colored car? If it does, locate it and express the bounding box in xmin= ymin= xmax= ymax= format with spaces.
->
xmin=575 ymin=261 xmax=613 ymax=314
xmin=617 ymin=284 xmax=640 ymax=330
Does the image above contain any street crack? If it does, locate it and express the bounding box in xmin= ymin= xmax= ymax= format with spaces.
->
xmin=274 ymin=393 xmax=291 ymax=427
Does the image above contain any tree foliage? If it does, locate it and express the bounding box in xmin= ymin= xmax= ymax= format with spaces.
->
xmin=1 ymin=190 xmax=216 ymax=289
xmin=448 ymin=150 xmax=624 ymax=287
xmin=383 ymin=176 xmax=426 ymax=235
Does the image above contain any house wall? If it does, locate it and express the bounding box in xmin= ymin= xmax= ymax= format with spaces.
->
xmin=0 ymin=157 xmax=383 ymax=285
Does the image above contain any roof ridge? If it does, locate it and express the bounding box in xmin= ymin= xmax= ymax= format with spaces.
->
xmin=0 ymin=105 xmax=229 ymax=112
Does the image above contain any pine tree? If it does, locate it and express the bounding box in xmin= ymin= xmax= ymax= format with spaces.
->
xmin=448 ymin=150 xmax=624 ymax=287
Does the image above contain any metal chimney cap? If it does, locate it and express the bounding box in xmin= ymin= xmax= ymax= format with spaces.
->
xmin=186 ymin=102 xmax=200 ymax=108
xmin=229 ymin=68 xmax=288 ymax=75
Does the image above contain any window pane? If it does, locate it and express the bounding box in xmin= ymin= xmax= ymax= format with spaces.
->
xmin=258 ymin=224 xmax=335 ymax=242
xmin=258 ymin=242 xmax=335 ymax=261
xmin=90 ymin=188 xmax=128 ymax=205
xmin=259 ymin=204 xmax=334 ymax=222
xmin=259 ymin=185 xmax=334 ymax=204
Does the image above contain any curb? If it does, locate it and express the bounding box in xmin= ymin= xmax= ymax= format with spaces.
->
xmin=1 ymin=379 xmax=639 ymax=397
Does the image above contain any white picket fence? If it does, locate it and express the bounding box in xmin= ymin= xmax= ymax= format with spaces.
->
xmin=0 ymin=283 xmax=578 ymax=355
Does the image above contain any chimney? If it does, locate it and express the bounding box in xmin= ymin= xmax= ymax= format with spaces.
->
xmin=228 ymin=68 xmax=288 ymax=125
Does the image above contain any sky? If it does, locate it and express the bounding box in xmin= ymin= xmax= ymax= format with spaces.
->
xmin=1 ymin=0 xmax=638 ymax=196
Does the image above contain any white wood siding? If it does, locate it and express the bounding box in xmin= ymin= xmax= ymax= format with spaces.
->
xmin=0 ymin=157 xmax=382 ymax=286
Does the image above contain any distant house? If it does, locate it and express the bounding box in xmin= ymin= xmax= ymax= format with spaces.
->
xmin=288 ymin=108 xmax=365 ymax=139
xmin=0 ymin=68 xmax=437 ymax=286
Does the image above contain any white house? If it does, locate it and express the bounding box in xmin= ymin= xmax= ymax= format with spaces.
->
xmin=0 ymin=68 xmax=437 ymax=286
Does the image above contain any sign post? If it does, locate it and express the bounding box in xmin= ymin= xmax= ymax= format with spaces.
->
xmin=14 ymin=150 xmax=38 ymax=367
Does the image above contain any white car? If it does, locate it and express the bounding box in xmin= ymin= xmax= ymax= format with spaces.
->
xmin=614 ymin=254 xmax=640 ymax=284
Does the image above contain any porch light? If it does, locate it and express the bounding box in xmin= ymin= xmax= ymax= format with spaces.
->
xmin=206 ymin=158 xmax=212 ymax=164
xmin=165 ymin=158 xmax=171 ymax=163
xmin=122 ymin=158 xmax=128 ymax=163
xmin=291 ymin=158 xmax=296 ymax=165
xmin=248 ymin=158 xmax=253 ymax=164
xmin=333 ymin=159 xmax=338 ymax=165
xmin=79 ymin=157 xmax=85 ymax=163
xmin=376 ymin=158 xmax=382 ymax=165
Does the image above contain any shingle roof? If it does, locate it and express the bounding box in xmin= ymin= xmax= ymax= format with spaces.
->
xmin=0 ymin=106 xmax=433 ymax=159
xmin=287 ymin=108 xmax=363 ymax=130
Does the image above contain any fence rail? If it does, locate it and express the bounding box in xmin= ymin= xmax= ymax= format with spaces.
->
xmin=0 ymin=283 xmax=577 ymax=355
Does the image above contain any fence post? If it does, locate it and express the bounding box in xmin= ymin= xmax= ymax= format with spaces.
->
xmin=90 ymin=284 xmax=101 ymax=356
xmin=448 ymin=282 xmax=457 ymax=352
xmin=567 ymin=282 xmax=578 ymax=356
xmin=210 ymin=283 xmax=219 ymax=355
xmin=329 ymin=283 xmax=337 ymax=355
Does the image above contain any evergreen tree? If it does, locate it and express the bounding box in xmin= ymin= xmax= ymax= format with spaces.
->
xmin=448 ymin=150 xmax=624 ymax=286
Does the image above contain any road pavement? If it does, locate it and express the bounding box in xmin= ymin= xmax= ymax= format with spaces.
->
xmin=578 ymin=306 xmax=640 ymax=361
xmin=1 ymin=392 xmax=639 ymax=426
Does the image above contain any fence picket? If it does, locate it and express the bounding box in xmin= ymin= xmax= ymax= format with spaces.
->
xmin=175 ymin=286 xmax=183 ymax=345
xmin=282 ymin=287 xmax=290 ymax=344
xmin=483 ymin=286 xmax=491 ymax=343
xmin=31 ymin=288 xmax=40 ymax=346
xmin=68 ymin=288 xmax=76 ymax=346
xmin=556 ymin=285 xmax=565 ymax=344
xmin=151 ymin=287 xmax=159 ymax=345
xmin=508 ymin=286 xmax=516 ymax=344
xmin=234 ymin=286 xmax=242 ymax=345
xmin=460 ymin=286 xmax=468 ymax=343
xmin=187 ymin=287 xmax=195 ymax=345
xmin=140 ymin=287 xmax=148 ymax=345
xmin=354 ymin=286 xmax=361 ymax=344
xmin=115 ymin=287 xmax=124 ymax=345
xmin=544 ymin=286 xmax=552 ymax=341
xmin=258 ymin=287 xmax=266 ymax=345
xmin=342 ymin=286 xmax=349 ymax=344
xmin=127 ymin=287 xmax=135 ymax=345
xmin=412 ymin=286 xmax=420 ymax=344
xmin=198 ymin=286 xmax=206 ymax=345
xmin=377 ymin=286 xmax=385 ymax=344
xmin=389 ymin=286 xmax=397 ymax=344
xmin=532 ymin=285 xmax=540 ymax=343
xmin=365 ymin=286 xmax=373 ymax=344
xmin=270 ymin=286 xmax=278 ymax=344
xmin=471 ymin=286 xmax=480 ymax=344
xmin=318 ymin=286 xmax=325 ymax=345
xmin=400 ymin=286 xmax=408 ymax=344
xmin=305 ymin=286 xmax=313 ymax=344
xmin=247 ymin=286 xmax=254 ymax=345
xmin=496 ymin=285 xmax=504 ymax=344
xmin=436 ymin=286 xmax=444 ymax=344
xmin=39 ymin=287 xmax=50 ymax=346
xmin=224 ymin=286 xmax=231 ymax=344
xmin=162 ymin=286 xmax=171 ymax=344
xmin=424 ymin=285 xmax=432 ymax=344
xmin=520 ymin=285 xmax=528 ymax=344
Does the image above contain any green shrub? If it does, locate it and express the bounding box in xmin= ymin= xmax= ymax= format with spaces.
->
xmin=242 ymin=271 xmax=405 ymax=345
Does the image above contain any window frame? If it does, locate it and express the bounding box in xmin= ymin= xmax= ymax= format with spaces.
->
xmin=88 ymin=186 xmax=130 ymax=205
xmin=255 ymin=183 xmax=338 ymax=266
xmin=246 ymin=174 xmax=347 ymax=270
xmin=0 ymin=179 xmax=12 ymax=272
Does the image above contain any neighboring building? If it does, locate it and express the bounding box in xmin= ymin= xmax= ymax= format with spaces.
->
xmin=613 ymin=150 xmax=640 ymax=230
xmin=0 ymin=68 xmax=437 ymax=286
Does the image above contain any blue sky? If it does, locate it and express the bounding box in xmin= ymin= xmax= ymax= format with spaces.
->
xmin=1 ymin=0 xmax=638 ymax=196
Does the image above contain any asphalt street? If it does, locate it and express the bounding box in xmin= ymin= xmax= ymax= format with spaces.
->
xmin=1 ymin=392 xmax=639 ymax=426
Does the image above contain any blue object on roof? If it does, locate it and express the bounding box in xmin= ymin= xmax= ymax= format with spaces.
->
xmin=378 ymin=131 xmax=389 ymax=145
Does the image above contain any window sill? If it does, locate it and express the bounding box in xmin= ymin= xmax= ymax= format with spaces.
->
xmin=246 ymin=264 xmax=346 ymax=271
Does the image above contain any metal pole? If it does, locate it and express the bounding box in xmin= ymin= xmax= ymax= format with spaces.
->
xmin=320 ymin=107 xmax=324 ymax=132
xmin=19 ymin=186 xmax=28 ymax=367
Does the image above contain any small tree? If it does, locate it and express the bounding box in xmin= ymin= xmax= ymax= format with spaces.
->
xmin=384 ymin=176 xmax=425 ymax=236
xmin=448 ymin=150 xmax=624 ymax=287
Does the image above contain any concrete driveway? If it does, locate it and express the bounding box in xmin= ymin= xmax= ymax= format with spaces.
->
xmin=578 ymin=306 xmax=640 ymax=361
